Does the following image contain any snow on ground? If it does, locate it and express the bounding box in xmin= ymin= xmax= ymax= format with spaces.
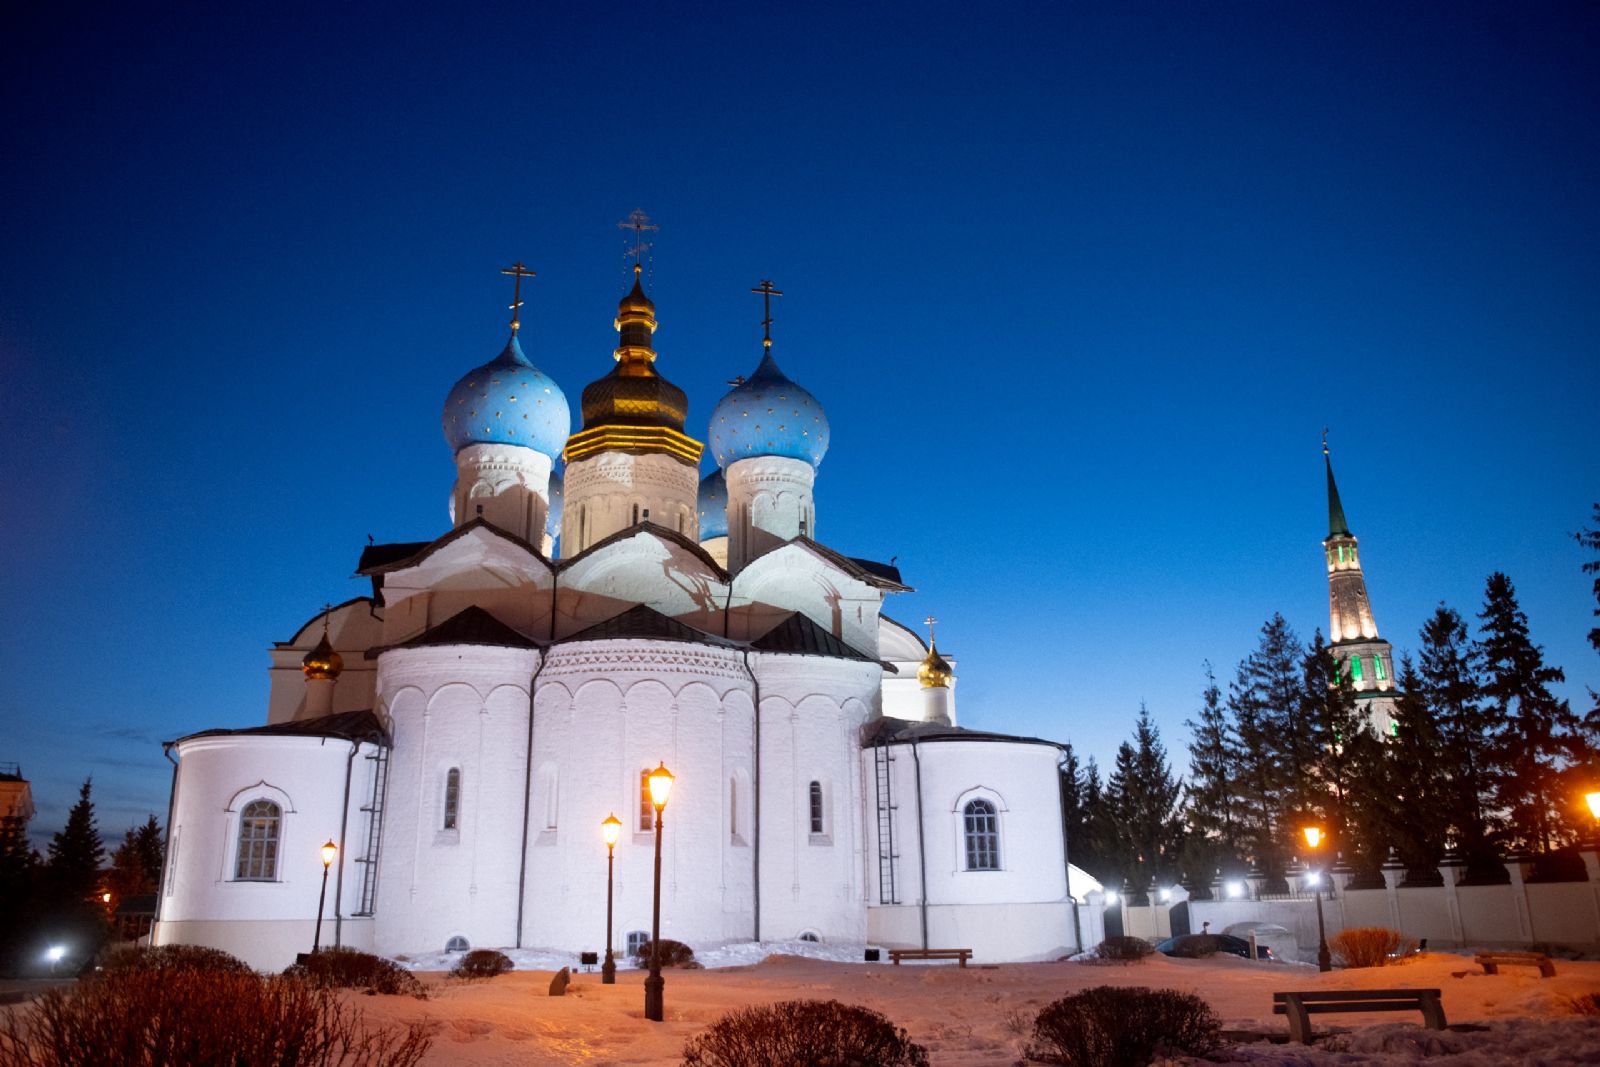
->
xmin=350 ymin=948 xmax=1600 ymax=1065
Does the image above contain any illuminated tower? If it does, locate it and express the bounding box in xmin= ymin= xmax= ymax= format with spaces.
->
xmin=1322 ymin=439 xmax=1399 ymax=735
xmin=560 ymin=264 xmax=704 ymax=553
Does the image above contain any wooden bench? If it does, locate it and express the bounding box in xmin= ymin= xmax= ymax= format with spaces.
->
xmin=888 ymin=948 xmax=972 ymax=967
xmin=1272 ymin=989 xmax=1445 ymax=1044
xmin=1475 ymin=951 xmax=1556 ymax=978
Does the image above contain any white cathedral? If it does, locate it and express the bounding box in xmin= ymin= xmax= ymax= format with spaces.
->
xmin=151 ymin=262 xmax=1090 ymax=971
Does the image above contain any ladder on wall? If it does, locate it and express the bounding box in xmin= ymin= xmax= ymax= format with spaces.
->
xmin=873 ymin=741 xmax=899 ymax=904
xmin=354 ymin=746 xmax=390 ymax=916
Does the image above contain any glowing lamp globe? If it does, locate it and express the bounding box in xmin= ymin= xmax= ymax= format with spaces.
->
xmin=1586 ymin=791 xmax=1600 ymax=821
xmin=1302 ymin=826 xmax=1323 ymax=850
xmin=602 ymin=813 xmax=623 ymax=848
xmin=648 ymin=763 xmax=675 ymax=810
xmin=320 ymin=840 xmax=338 ymax=868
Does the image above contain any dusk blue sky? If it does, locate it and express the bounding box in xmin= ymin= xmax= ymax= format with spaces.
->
xmin=3 ymin=3 xmax=1596 ymax=844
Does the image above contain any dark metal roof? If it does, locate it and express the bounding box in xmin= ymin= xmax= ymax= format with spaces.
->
xmin=847 ymin=556 xmax=904 ymax=585
xmin=382 ymin=606 xmax=541 ymax=654
xmin=356 ymin=541 xmax=431 ymax=573
xmin=790 ymin=536 xmax=913 ymax=592
xmin=356 ymin=518 xmax=550 ymax=575
xmin=173 ymin=709 xmax=389 ymax=747
xmin=750 ymin=612 xmax=875 ymax=662
xmin=560 ymin=604 xmax=739 ymax=648
xmin=859 ymin=716 xmax=1064 ymax=751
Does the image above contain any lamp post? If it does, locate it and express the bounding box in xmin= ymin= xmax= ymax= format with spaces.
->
xmin=643 ymin=763 xmax=674 ymax=1022
xmin=602 ymin=813 xmax=622 ymax=985
xmin=1302 ymin=826 xmax=1331 ymax=972
xmin=313 ymin=839 xmax=337 ymax=953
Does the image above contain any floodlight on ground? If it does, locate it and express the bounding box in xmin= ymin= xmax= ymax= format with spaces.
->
xmin=1159 ymin=887 xmax=1172 ymax=903
xmin=1226 ymin=880 xmax=1246 ymax=899
xmin=45 ymin=945 xmax=65 ymax=963
xmin=1105 ymin=890 xmax=1119 ymax=904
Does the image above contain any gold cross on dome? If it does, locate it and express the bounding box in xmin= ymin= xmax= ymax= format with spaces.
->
xmin=500 ymin=261 xmax=537 ymax=334
xmin=751 ymin=279 xmax=783 ymax=348
xmin=924 ymin=615 xmax=938 ymax=643
xmin=618 ymin=208 xmax=659 ymax=266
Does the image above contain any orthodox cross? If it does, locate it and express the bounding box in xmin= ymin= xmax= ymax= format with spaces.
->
xmin=751 ymin=279 xmax=783 ymax=348
xmin=924 ymin=615 xmax=938 ymax=645
xmin=1322 ymin=426 xmax=1329 ymax=456
xmin=500 ymin=262 xmax=537 ymax=334
xmin=618 ymin=208 xmax=658 ymax=267
xmin=321 ymin=603 xmax=333 ymax=637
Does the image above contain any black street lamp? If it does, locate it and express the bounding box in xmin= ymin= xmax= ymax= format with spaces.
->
xmin=643 ymin=763 xmax=674 ymax=1022
xmin=1302 ymin=826 xmax=1331 ymax=972
xmin=601 ymin=813 xmax=622 ymax=985
xmin=313 ymin=839 xmax=337 ymax=953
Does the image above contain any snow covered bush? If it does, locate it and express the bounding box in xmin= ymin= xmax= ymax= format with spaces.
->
xmin=1328 ymin=926 xmax=1413 ymax=968
xmin=0 ymin=965 xmax=433 ymax=1067
xmin=450 ymin=949 xmax=512 ymax=980
xmin=1094 ymin=936 xmax=1154 ymax=962
xmin=1025 ymin=985 xmax=1222 ymax=1066
xmin=681 ymin=999 xmax=929 ymax=1067
xmin=283 ymin=947 xmax=426 ymax=998
xmin=632 ymin=937 xmax=696 ymax=968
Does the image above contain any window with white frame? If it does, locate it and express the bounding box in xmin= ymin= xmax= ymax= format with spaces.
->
xmin=638 ymin=768 xmax=653 ymax=832
xmin=963 ymin=798 xmax=1000 ymax=871
xmin=445 ymin=935 xmax=469 ymax=952
xmin=442 ymin=768 xmax=461 ymax=830
xmin=234 ymin=799 xmax=281 ymax=881
xmin=626 ymin=930 xmax=650 ymax=956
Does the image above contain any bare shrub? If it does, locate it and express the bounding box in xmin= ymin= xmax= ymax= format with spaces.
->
xmin=450 ymin=949 xmax=512 ymax=980
xmin=98 ymin=943 xmax=256 ymax=978
xmin=1570 ymin=992 xmax=1600 ymax=1015
xmin=284 ymin=948 xmax=426 ymax=998
xmin=1328 ymin=927 xmax=1414 ymax=969
xmin=1025 ymin=986 xmax=1222 ymax=1066
xmin=0 ymin=967 xmax=433 ymax=1067
xmin=681 ymin=999 xmax=929 ymax=1067
xmin=632 ymin=938 xmax=695 ymax=968
xmin=1094 ymin=936 xmax=1154 ymax=963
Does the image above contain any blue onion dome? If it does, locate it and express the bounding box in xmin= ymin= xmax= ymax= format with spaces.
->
xmin=546 ymin=471 xmax=564 ymax=540
xmin=708 ymin=350 xmax=830 ymax=468
xmin=698 ymin=468 xmax=728 ymax=539
xmin=442 ymin=335 xmax=571 ymax=458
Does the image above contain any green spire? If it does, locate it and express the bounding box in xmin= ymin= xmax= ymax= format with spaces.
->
xmin=1324 ymin=439 xmax=1351 ymax=538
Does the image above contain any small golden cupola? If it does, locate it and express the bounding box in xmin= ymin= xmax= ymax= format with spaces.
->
xmin=918 ymin=640 xmax=953 ymax=689
xmin=301 ymin=618 xmax=343 ymax=681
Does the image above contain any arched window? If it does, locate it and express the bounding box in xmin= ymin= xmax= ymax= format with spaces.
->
xmin=235 ymin=800 xmax=281 ymax=881
xmin=632 ymin=503 xmax=640 ymax=525
xmin=963 ymin=799 xmax=999 ymax=871
xmin=798 ymin=930 xmax=821 ymax=943
xmin=808 ymin=781 xmax=824 ymax=835
xmin=626 ymin=930 xmax=650 ymax=956
xmin=445 ymin=935 xmax=469 ymax=953
xmin=638 ymin=768 xmax=653 ymax=832
xmin=443 ymin=768 xmax=461 ymax=830
xmin=729 ymin=776 xmax=739 ymax=839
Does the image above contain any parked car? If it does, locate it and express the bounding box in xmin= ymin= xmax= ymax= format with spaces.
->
xmin=1154 ymin=933 xmax=1274 ymax=960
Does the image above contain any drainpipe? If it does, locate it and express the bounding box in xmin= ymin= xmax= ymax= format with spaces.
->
xmin=152 ymin=743 xmax=181 ymax=929
xmin=515 ymin=648 xmax=550 ymax=948
xmin=1057 ymin=750 xmax=1081 ymax=952
xmin=333 ymin=740 xmax=358 ymax=947
xmin=910 ymin=738 xmax=929 ymax=950
xmin=742 ymin=649 xmax=761 ymax=942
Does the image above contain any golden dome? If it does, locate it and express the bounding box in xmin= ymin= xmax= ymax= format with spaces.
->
xmin=302 ymin=632 xmax=343 ymax=681
xmin=917 ymin=641 xmax=952 ymax=689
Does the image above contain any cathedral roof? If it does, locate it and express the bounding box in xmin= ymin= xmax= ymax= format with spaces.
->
xmin=707 ymin=350 xmax=830 ymax=469
xmin=560 ymin=604 xmax=739 ymax=647
xmin=787 ymin=537 xmax=912 ymax=591
xmin=556 ymin=520 xmax=729 ymax=580
xmin=1324 ymin=444 xmax=1352 ymax=539
xmin=442 ymin=335 xmax=571 ymax=459
xmin=859 ymin=716 xmax=1064 ymax=752
xmin=750 ymin=612 xmax=876 ymax=662
xmin=173 ymin=709 xmax=390 ymax=747
xmin=382 ymin=606 xmax=541 ymax=654
xmin=357 ymin=518 xmax=550 ymax=576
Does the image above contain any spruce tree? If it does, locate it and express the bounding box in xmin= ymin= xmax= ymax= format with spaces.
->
xmin=108 ymin=814 xmax=166 ymax=899
xmin=1058 ymin=745 xmax=1091 ymax=874
xmin=1299 ymin=630 xmax=1371 ymax=856
xmin=1382 ymin=657 xmax=1452 ymax=874
xmin=0 ymin=815 xmax=39 ymax=972
xmin=1228 ymin=614 xmax=1303 ymax=882
xmin=1573 ymin=504 xmax=1600 ymax=762
xmin=1478 ymin=572 xmax=1577 ymax=851
xmin=1416 ymin=604 xmax=1501 ymax=870
xmin=1183 ymin=662 xmax=1241 ymax=884
xmin=1103 ymin=706 xmax=1185 ymax=898
xmin=47 ymin=778 xmax=105 ymax=904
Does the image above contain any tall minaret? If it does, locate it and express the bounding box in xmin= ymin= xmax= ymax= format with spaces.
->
xmin=1322 ymin=436 xmax=1398 ymax=735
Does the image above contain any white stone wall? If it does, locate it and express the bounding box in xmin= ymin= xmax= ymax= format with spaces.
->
xmin=724 ymin=455 xmax=815 ymax=572
xmin=561 ymin=451 xmax=699 ymax=555
xmin=373 ymin=644 xmax=537 ymax=958
xmin=449 ymin=442 xmax=552 ymax=546
xmin=523 ymin=640 xmax=756 ymax=953
xmin=154 ymin=734 xmax=381 ymax=971
xmin=862 ymin=737 xmax=1075 ymax=961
